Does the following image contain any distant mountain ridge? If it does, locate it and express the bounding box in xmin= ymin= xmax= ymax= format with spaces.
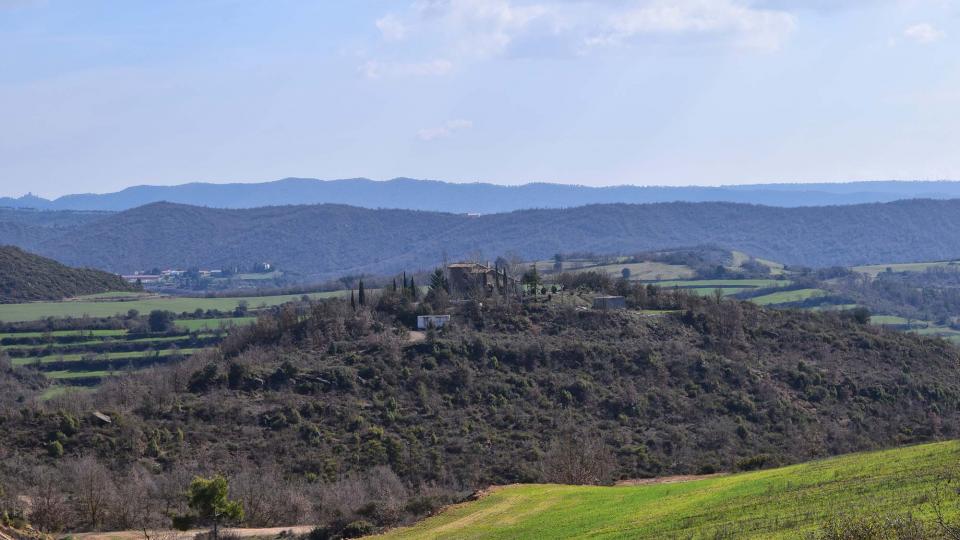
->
xmin=5 ymin=199 xmax=960 ymax=279
xmin=7 ymin=177 xmax=960 ymax=212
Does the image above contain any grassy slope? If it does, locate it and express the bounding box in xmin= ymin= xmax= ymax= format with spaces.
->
xmin=378 ymin=441 xmax=960 ymax=540
xmin=751 ymin=288 xmax=828 ymax=306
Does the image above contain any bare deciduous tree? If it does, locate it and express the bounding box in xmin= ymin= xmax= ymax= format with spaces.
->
xmin=541 ymin=431 xmax=615 ymax=486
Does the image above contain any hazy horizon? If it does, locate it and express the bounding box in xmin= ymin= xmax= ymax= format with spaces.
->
xmin=9 ymin=176 xmax=960 ymax=201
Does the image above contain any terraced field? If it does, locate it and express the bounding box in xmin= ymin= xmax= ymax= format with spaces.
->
xmin=0 ymin=290 xmax=347 ymax=323
xmin=645 ymin=279 xmax=794 ymax=297
xmin=377 ymin=441 xmax=960 ymax=539
xmin=0 ymin=317 xmax=249 ymax=391
xmin=175 ymin=316 xmax=257 ymax=331
xmin=750 ymin=288 xmax=829 ymax=306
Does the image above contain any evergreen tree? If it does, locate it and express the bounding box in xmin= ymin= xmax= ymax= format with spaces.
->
xmin=522 ymin=264 xmax=541 ymax=295
xmin=392 ymin=278 xmax=397 ymax=292
xmin=358 ymin=279 xmax=366 ymax=306
xmin=351 ymin=290 xmax=356 ymax=310
xmin=172 ymin=475 xmax=243 ymax=540
xmin=429 ymin=268 xmax=450 ymax=293
xmin=410 ymin=277 xmax=418 ymax=300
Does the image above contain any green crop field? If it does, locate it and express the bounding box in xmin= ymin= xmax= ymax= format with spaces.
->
xmin=175 ymin=316 xmax=257 ymax=331
xmin=0 ymin=291 xmax=348 ymax=323
xmin=750 ymin=288 xmax=828 ymax=306
xmin=377 ymin=441 xmax=960 ymax=539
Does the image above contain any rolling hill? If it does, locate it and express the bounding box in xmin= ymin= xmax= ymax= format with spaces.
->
xmin=7 ymin=177 xmax=960 ymax=213
xmin=6 ymin=198 xmax=960 ymax=278
xmin=376 ymin=441 xmax=960 ymax=539
xmin=4 ymin=285 xmax=960 ymax=534
xmin=0 ymin=245 xmax=137 ymax=303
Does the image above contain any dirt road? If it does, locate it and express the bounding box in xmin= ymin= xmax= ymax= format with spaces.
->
xmin=72 ymin=526 xmax=314 ymax=540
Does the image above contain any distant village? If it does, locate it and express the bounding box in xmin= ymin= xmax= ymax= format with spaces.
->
xmin=122 ymin=262 xmax=278 ymax=290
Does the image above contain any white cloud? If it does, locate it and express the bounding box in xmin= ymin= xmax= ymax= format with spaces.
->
xmin=376 ymin=14 xmax=408 ymax=41
xmin=369 ymin=0 xmax=799 ymax=69
xmin=360 ymin=59 xmax=453 ymax=79
xmin=413 ymin=0 xmax=554 ymax=58
xmin=587 ymin=0 xmax=797 ymax=52
xmin=418 ymin=119 xmax=473 ymax=140
xmin=903 ymin=23 xmax=944 ymax=44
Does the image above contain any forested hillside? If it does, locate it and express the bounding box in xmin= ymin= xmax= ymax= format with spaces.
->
xmin=0 ymin=246 xmax=137 ymax=303
xmin=6 ymin=199 xmax=960 ymax=277
xmin=2 ymin=285 xmax=959 ymax=534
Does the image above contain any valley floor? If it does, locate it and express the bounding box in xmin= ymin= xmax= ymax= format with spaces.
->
xmin=374 ymin=441 xmax=960 ymax=539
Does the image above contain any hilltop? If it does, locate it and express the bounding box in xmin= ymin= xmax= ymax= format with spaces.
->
xmin=7 ymin=178 xmax=960 ymax=213
xmin=7 ymin=198 xmax=960 ymax=277
xmin=3 ymin=285 xmax=959 ymax=534
xmin=0 ymin=246 xmax=137 ymax=303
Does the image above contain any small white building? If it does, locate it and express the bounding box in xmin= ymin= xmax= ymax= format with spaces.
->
xmin=417 ymin=315 xmax=450 ymax=330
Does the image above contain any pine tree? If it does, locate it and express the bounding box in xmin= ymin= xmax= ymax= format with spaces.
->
xmin=358 ymin=280 xmax=366 ymax=306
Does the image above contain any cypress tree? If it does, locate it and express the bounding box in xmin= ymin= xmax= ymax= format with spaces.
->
xmin=351 ymin=290 xmax=356 ymax=310
xmin=392 ymin=278 xmax=397 ymax=292
xmin=410 ymin=277 xmax=418 ymax=300
xmin=358 ymin=280 xmax=366 ymax=306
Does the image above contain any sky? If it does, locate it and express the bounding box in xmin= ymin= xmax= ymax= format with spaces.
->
xmin=2 ymin=0 xmax=960 ymax=197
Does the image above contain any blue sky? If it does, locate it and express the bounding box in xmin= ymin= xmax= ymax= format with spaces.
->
xmin=2 ymin=0 xmax=960 ymax=197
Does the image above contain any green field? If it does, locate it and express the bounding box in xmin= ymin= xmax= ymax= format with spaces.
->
xmin=45 ymin=369 xmax=114 ymax=380
xmin=0 ymin=329 xmax=128 ymax=339
xmin=853 ymin=260 xmax=960 ymax=278
xmin=39 ymin=385 xmax=95 ymax=400
xmin=11 ymin=347 xmax=203 ymax=366
xmin=729 ymin=250 xmax=786 ymax=275
xmin=175 ymin=316 xmax=257 ymax=331
xmin=1 ymin=333 xmax=212 ymax=352
xmin=870 ymin=315 xmax=916 ymax=325
xmin=580 ymin=262 xmax=694 ymax=281
xmin=233 ymin=271 xmax=284 ymax=280
xmin=651 ymin=279 xmax=792 ymax=288
xmin=643 ymin=279 xmax=793 ymax=299
xmin=377 ymin=441 xmax=960 ymax=539
xmin=0 ymin=291 xmax=347 ymax=323
xmin=750 ymin=288 xmax=828 ymax=306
